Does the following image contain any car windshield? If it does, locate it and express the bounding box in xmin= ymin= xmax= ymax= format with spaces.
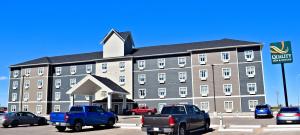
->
xmin=161 ymin=106 xmax=186 ymax=114
xmin=280 ymin=108 xmax=300 ymax=113
xmin=256 ymin=105 xmax=268 ymax=109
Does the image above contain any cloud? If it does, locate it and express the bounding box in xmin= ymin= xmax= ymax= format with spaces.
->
xmin=0 ymin=76 xmax=8 ymax=81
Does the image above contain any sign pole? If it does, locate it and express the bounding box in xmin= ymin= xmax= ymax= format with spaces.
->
xmin=281 ymin=63 xmax=289 ymax=107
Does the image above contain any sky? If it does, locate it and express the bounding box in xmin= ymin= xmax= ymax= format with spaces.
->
xmin=0 ymin=0 xmax=299 ymax=107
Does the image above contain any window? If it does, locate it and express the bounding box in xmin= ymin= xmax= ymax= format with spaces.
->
xmin=36 ymin=105 xmax=42 ymax=114
xmin=11 ymin=105 xmax=16 ymax=112
xmin=223 ymin=84 xmax=232 ymax=96
xmin=54 ymin=105 xmax=61 ymax=112
xmin=23 ymin=92 xmax=29 ymax=102
xmin=70 ymin=78 xmax=76 ymax=87
xmin=178 ymin=72 xmax=187 ymax=83
xmin=246 ymin=66 xmax=255 ymax=78
xmin=55 ymin=79 xmax=61 ymax=89
xmin=25 ymin=68 xmax=31 ymax=76
xmin=138 ymin=74 xmax=146 ymax=85
xmin=37 ymin=80 xmax=43 ymax=89
xmin=12 ymin=93 xmax=17 ymax=102
xmin=139 ymin=89 xmax=146 ymax=98
xmin=221 ymin=52 xmax=230 ymax=62
xmin=55 ymin=67 xmax=62 ymax=76
xmin=158 ymin=88 xmax=166 ymax=98
xmin=12 ymin=81 xmax=18 ymax=90
xmin=37 ymin=92 xmax=43 ymax=101
xmin=199 ymin=69 xmax=208 ymax=80
xmin=178 ymin=57 xmax=186 ymax=67
xmin=158 ymin=73 xmax=166 ymax=83
xmin=101 ymin=63 xmax=107 ymax=73
xmin=24 ymin=80 xmax=30 ymax=89
xmin=249 ymin=100 xmax=258 ymax=111
xmin=13 ymin=70 xmax=19 ymax=78
xmin=23 ymin=105 xmax=28 ymax=112
xmin=70 ymin=66 xmax=77 ymax=75
xmin=119 ymin=62 xmax=125 ymax=71
xmin=198 ymin=54 xmax=207 ymax=65
xmin=222 ymin=68 xmax=231 ymax=79
xmin=200 ymin=85 xmax=209 ymax=97
xmin=55 ymin=92 xmax=61 ymax=101
xmin=179 ymin=87 xmax=187 ymax=98
xmin=247 ymin=83 xmax=257 ymax=95
xmin=244 ymin=50 xmax=254 ymax=61
xmin=224 ymin=101 xmax=233 ymax=112
xmin=138 ymin=60 xmax=146 ymax=70
xmin=158 ymin=103 xmax=167 ymax=113
xmin=157 ymin=58 xmax=165 ymax=69
xmin=200 ymin=102 xmax=209 ymax=112
xmin=86 ymin=64 xmax=93 ymax=74
xmin=38 ymin=67 xmax=44 ymax=76
xmin=119 ymin=75 xmax=125 ymax=85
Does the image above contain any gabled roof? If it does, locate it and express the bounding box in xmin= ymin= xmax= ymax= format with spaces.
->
xmin=101 ymin=29 xmax=131 ymax=44
xmin=92 ymin=75 xmax=129 ymax=94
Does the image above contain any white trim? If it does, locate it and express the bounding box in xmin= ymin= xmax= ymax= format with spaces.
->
xmin=138 ymin=89 xmax=146 ymax=99
xmin=188 ymin=44 xmax=262 ymax=52
xmin=70 ymin=66 xmax=77 ymax=75
xmin=37 ymin=92 xmax=43 ymax=101
xmin=137 ymin=60 xmax=146 ymax=70
xmin=119 ymin=75 xmax=126 ymax=86
xmin=54 ymin=105 xmax=61 ymax=112
xmin=223 ymin=84 xmax=232 ymax=96
xmin=221 ymin=52 xmax=230 ymax=63
xmin=246 ymin=66 xmax=255 ymax=78
xmin=199 ymin=69 xmax=208 ymax=81
xmin=179 ymin=87 xmax=188 ymax=98
xmin=138 ymin=74 xmax=146 ymax=85
xmin=178 ymin=57 xmax=186 ymax=67
xmin=157 ymin=58 xmax=165 ymax=69
xmin=12 ymin=81 xmax=18 ymax=90
xmin=101 ymin=63 xmax=107 ymax=73
xmin=86 ymin=64 xmax=93 ymax=74
xmin=224 ymin=101 xmax=233 ymax=113
xmin=248 ymin=100 xmax=258 ymax=111
xmin=37 ymin=79 xmax=44 ymax=89
xmin=119 ymin=61 xmax=126 ymax=71
xmin=200 ymin=85 xmax=209 ymax=97
xmin=260 ymin=46 xmax=267 ymax=103
xmin=158 ymin=88 xmax=167 ymax=99
xmin=193 ymin=94 xmax=266 ymax=99
xmin=134 ymin=66 xmax=191 ymax=72
xmin=36 ymin=105 xmax=42 ymax=114
xmin=12 ymin=93 xmax=17 ymax=102
xmin=222 ymin=68 xmax=231 ymax=79
xmin=244 ymin=50 xmax=254 ymax=62
xmin=23 ymin=105 xmax=29 ymax=112
xmin=198 ymin=53 xmax=207 ymax=65
xmin=55 ymin=79 xmax=61 ymax=89
xmin=55 ymin=67 xmax=62 ymax=76
xmin=8 ymin=100 xmax=90 ymax=104
xmin=178 ymin=72 xmax=187 ymax=83
xmin=199 ymin=101 xmax=210 ymax=112
xmin=38 ymin=67 xmax=44 ymax=76
xmin=247 ymin=83 xmax=257 ymax=95
xmin=101 ymin=29 xmax=125 ymax=44
xmin=55 ymin=92 xmax=61 ymax=101
xmin=236 ymin=48 xmax=242 ymax=112
xmin=158 ymin=73 xmax=166 ymax=84
xmin=134 ymin=97 xmax=193 ymax=101
xmin=11 ymin=105 xmax=17 ymax=112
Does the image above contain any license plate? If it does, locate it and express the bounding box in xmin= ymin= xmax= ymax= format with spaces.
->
xmin=153 ymin=127 xmax=159 ymax=131
xmin=259 ymin=110 xmax=264 ymax=112
xmin=286 ymin=121 xmax=292 ymax=123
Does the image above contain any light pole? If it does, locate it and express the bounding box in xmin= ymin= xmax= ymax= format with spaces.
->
xmin=20 ymin=75 xmax=25 ymax=111
xmin=211 ymin=64 xmax=216 ymax=113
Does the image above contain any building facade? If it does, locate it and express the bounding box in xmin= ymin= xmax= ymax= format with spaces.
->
xmin=8 ymin=29 xmax=266 ymax=115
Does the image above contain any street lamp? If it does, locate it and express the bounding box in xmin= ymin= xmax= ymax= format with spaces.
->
xmin=20 ymin=75 xmax=25 ymax=112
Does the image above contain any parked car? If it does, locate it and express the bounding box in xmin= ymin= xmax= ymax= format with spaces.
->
xmin=142 ymin=104 xmax=210 ymax=135
xmin=276 ymin=107 xmax=300 ymax=124
xmin=130 ymin=106 xmax=157 ymax=115
xmin=50 ymin=106 xmax=117 ymax=132
xmin=0 ymin=112 xmax=47 ymax=128
xmin=0 ymin=107 xmax=7 ymax=113
xmin=255 ymin=104 xmax=273 ymax=118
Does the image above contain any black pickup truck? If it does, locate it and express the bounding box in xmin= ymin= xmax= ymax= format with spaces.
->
xmin=141 ymin=104 xmax=210 ymax=135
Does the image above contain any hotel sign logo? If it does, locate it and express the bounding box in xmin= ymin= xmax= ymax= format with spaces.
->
xmin=270 ymin=41 xmax=293 ymax=64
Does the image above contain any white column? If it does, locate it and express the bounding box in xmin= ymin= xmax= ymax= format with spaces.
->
xmin=89 ymin=95 xmax=93 ymax=106
xmin=107 ymin=93 xmax=112 ymax=112
xmin=122 ymin=95 xmax=127 ymax=110
xmin=70 ymin=94 xmax=75 ymax=109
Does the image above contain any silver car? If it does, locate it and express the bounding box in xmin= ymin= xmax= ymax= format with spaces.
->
xmin=276 ymin=107 xmax=300 ymax=124
xmin=0 ymin=112 xmax=47 ymax=128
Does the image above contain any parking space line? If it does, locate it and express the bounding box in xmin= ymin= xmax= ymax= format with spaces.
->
xmin=229 ymin=125 xmax=261 ymax=128
xmin=218 ymin=128 xmax=254 ymax=132
xmin=267 ymin=125 xmax=300 ymax=128
xmin=263 ymin=128 xmax=300 ymax=132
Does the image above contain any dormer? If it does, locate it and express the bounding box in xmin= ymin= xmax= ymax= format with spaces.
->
xmin=101 ymin=29 xmax=134 ymax=58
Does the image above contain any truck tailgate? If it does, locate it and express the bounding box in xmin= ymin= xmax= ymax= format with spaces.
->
xmin=143 ymin=114 xmax=171 ymax=127
xmin=50 ymin=112 xmax=67 ymax=123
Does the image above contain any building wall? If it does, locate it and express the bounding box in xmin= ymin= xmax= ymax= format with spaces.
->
xmin=103 ymin=33 xmax=125 ymax=58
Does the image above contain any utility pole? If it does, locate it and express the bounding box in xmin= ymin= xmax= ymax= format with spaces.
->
xmin=211 ymin=64 xmax=216 ymax=113
xmin=276 ymin=90 xmax=279 ymax=107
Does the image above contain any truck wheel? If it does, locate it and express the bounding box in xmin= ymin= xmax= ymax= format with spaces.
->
xmin=2 ymin=124 xmax=9 ymax=128
xmin=204 ymin=120 xmax=210 ymax=131
xmin=106 ymin=118 xmax=115 ymax=128
xmin=178 ymin=125 xmax=187 ymax=135
xmin=56 ymin=126 xmax=66 ymax=132
xmin=73 ymin=122 xmax=83 ymax=132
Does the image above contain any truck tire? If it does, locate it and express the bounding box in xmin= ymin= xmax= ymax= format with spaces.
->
xmin=2 ymin=124 xmax=9 ymax=128
xmin=56 ymin=126 xmax=66 ymax=132
xmin=147 ymin=132 xmax=158 ymax=135
xmin=106 ymin=118 xmax=115 ymax=128
xmin=73 ymin=122 xmax=83 ymax=132
xmin=178 ymin=125 xmax=188 ymax=135
xmin=204 ymin=120 xmax=210 ymax=131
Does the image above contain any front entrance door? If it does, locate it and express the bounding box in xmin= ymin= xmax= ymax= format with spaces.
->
xmin=114 ymin=105 xmax=119 ymax=114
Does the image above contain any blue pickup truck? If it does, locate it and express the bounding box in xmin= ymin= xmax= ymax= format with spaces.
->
xmin=50 ymin=106 xmax=118 ymax=132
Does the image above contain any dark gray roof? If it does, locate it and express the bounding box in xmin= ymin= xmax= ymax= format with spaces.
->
xmin=118 ymin=31 xmax=131 ymax=40
xmin=92 ymin=75 xmax=129 ymax=94
xmin=11 ymin=38 xmax=260 ymax=67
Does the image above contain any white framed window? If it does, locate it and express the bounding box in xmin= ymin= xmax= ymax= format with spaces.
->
xmin=13 ymin=70 xmax=19 ymax=78
xmin=158 ymin=73 xmax=166 ymax=84
xmin=244 ymin=50 xmax=254 ymax=61
xmin=178 ymin=72 xmax=187 ymax=83
xmin=55 ymin=92 xmax=61 ymax=101
xmin=119 ymin=62 xmax=125 ymax=71
xmin=12 ymin=93 xmax=17 ymax=102
xmin=222 ymin=68 xmax=231 ymax=79
xmin=158 ymin=88 xmax=166 ymax=98
xmin=38 ymin=67 xmax=44 ymax=76
xmin=223 ymin=84 xmax=232 ymax=96
xmin=198 ymin=54 xmax=207 ymax=65
xmin=70 ymin=66 xmax=77 ymax=75
xmin=85 ymin=95 xmax=90 ymax=101
xmin=23 ymin=105 xmax=28 ymax=112
xmin=178 ymin=57 xmax=186 ymax=67
xmin=25 ymin=68 xmax=31 ymax=77
xmin=23 ymin=92 xmax=29 ymax=102
xmin=138 ymin=60 xmax=146 ymax=70
xmin=200 ymin=101 xmax=209 ymax=112
xmin=55 ymin=67 xmax=62 ymax=76
xmin=36 ymin=105 xmax=42 ymax=114
xmin=139 ymin=89 xmax=146 ymax=99
xmin=37 ymin=80 xmax=43 ymax=89
xmin=138 ymin=74 xmax=146 ymax=85
xmin=249 ymin=100 xmax=258 ymax=111
xmin=158 ymin=103 xmax=167 ymax=113
xmin=200 ymin=85 xmax=209 ymax=97
xmin=24 ymin=80 xmax=30 ymax=89
xmin=199 ymin=69 xmax=208 ymax=81
xmin=70 ymin=78 xmax=76 ymax=87
xmin=221 ymin=52 xmax=230 ymax=63
xmin=157 ymin=58 xmax=166 ymax=69
xmin=37 ymin=92 xmax=43 ymax=101
xmin=101 ymin=63 xmax=107 ymax=73
xmin=11 ymin=105 xmax=16 ymax=112
xmin=179 ymin=87 xmax=187 ymax=98
xmin=55 ymin=79 xmax=61 ymax=89
xmin=247 ymin=83 xmax=257 ymax=95
xmin=224 ymin=101 xmax=233 ymax=113
xmin=119 ymin=75 xmax=125 ymax=85
xmin=246 ymin=66 xmax=255 ymax=78
xmin=12 ymin=81 xmax=18 ymax=90
xmin=86 ymin=64 xmax=93 ymax=74
xmin=54 ymin=105 xmax=60 ymax=112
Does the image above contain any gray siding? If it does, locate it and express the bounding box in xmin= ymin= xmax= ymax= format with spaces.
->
xmin=136 ymin=99 xmax=193 ymax=112
xmin=241 ymin=96 xmax=266 ymax=112
xmin=8 ymin=78 xmax=21 ymax=102
xmin=237 ymin=46 xmax=262 ymax=63
xmin=239 ymin=62 xmax=264 ymax=95
xmin=7 ymin=103 xmax=19 ymax=112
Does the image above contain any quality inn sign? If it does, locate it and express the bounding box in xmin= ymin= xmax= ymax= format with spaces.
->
xmin=270 ymin=41 xmax=293 ymax=64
